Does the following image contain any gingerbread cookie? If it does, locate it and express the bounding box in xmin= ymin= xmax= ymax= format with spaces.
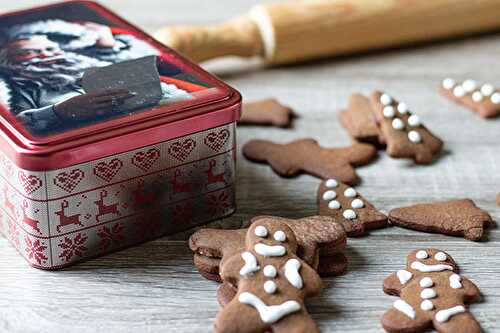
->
xmin=389 ymin=199 xmax=493 ymax=241
xmin=382 ymin=248 xmax=482 ymax=333
xmin=214 ymin=219 xmax=323 ymax=333
xmin=240 ymin=98 xmax=293 ymax=127
xmin=243 ymin=139 xmax=377 ymax=184
xmin=497 ymin=193 xmax=500 ymax=206
xmin=338 ymin=93 xmax=384 ymax=146
xmin=317 ymin=178 xmax=388 ymax=236
xmin=370 ymin=91 xmax=443 ymax=164
xmin=439 ymin=78 xmax=500 ymax=118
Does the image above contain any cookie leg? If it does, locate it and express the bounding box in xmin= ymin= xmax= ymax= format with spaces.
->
xmin=433 ymin=311 xmax=482 ymax=333
xmin=271 ymin=309 xmax=319 ymax=333
xmin=214 ymin=299 xmax=267 ymax=333
xmin=381 ymin=308 xmax=431 ymax=333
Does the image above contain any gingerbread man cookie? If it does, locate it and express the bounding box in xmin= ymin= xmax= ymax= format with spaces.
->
xmin=214 ymin=218 xmax=323 ymax=333
xmin=370 ymin=91 xmax=443 ymax=164
xmin=243 ymin=138 xmax=377 ymax=184
xmin=382 ymin=249 xmax=482 ymax=333
xmin=439 ymin=78 xmax=500 ymax=118
xmin=240 ymin=98 xmax=294 ymax=127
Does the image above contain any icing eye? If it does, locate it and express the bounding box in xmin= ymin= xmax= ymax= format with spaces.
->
xmin=254 ymin=226 xmax=268 ymax=237
xmin=434 ymin=252 xmax=447 ymax=261
xmin=416 ymin=250 xmax=428 ymax=259
xmin=274 ymin=230 xmax=286 ymax=242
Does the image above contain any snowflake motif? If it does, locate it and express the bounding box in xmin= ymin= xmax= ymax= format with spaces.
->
xmin=206 ymin=191 xmax=231 ymax=217
xmin=58 ymin=233 xmax=88 ymax=262
xmin=97 ymin=222 xmax=125 ymax=251
xmin=7 ymin=220 xmax=20 ymax=249
xmin=25 ymin=236 xmax=48 ymax=265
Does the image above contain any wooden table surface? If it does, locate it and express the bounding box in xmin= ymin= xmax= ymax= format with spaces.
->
xmin=1 ymin=1 xmax=499 ymax=332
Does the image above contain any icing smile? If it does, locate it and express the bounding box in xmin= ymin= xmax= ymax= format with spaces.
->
xmin=410 ymin=261 xmax=453 ymax=272
xmin=254 ymin=243 xmax=287 ymax=257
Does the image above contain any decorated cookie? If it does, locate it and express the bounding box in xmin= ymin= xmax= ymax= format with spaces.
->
xmin=242 ymin=138 xmax=377 ymax=184
xmin=338 ymin=93 xmax=384 ymax=146
xmin=439 ymin=78 xmax=500 ymax=118
xmin=370 ymin=91 xmax=443 ymax=164
xmin=214 ymin=219 xmax=323 ymax=333
xmin=382 ymin=248 xmax=482 ymax=333
xmin=317 ymin=178 xmax=388 ymax=236
xmin=497 ymin=193 xmax=500 ymax=206
xmin=389 ymin=199 xmax=493 ymax=241
xmin=239 ymin=98 xmax=293 ymax=127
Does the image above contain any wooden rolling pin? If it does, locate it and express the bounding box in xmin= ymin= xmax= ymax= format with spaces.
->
xmin=154 ymin=0 xmax=500 ymax=65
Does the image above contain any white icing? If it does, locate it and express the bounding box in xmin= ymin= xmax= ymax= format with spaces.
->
xmin=264 ymin=280 xmax=277 ymax=294
xmin=416 ymin=250 xmax=429 ymax=259
xmin=397 ymin=102 xmax=409 ymax=114
xmin=273 ymin=231 xmax=286 ymax=242
xmin=263 ymin=265 xmax=277 ymax=278
xmin=254 ymin=243 xmax=286 ymax=257
xmin=420 ymin=288 xmax=437 ymax=299
xmin=442 ymin=78 xmax=455 ymax=90
xmin=325 ymin=179 xmax=338 ymax=188
xmin=344 ymin=187 xmax=357 ymax=198
xmin=284 ymin=259 xmax=303 ymax=289
xmin=238 ymin=292 xmax=301 ymax=324
xmin=434 ymin=252 xmax=447 ymax=261
xmin=411 ymin=261 xmax=453 ymax=272
xmin=449 ymin=274 xmax=463 ymax=289
xmin=351 ymin=198 xmax=364 ymax=209
xmin=419 ymin=277 xmax=433 ymax=288
xmin=397 ymin=270 xmax=413 ymax=285
xmin=453 ymin=86 xmax=466 ymax=98
xmin=491 ymin=92 xmax=500 ymax=104
xmin=328 ymin=200 xmax=341 ymax=210
xmin=240 ymin=252 xmax=260 ymax=276
xmin=343 ymin=209 xmax=357 ymax=220
xmin=462 ymin=79 xmax=477 ymax=93
xmin=392 ymin=118 xmax=405 ymax=130
xmin=435 ymin=305 xmax=466 ymax=323
xmin=254 ymin=226 xmax=268 ymax=237
xmin=408 ymin=130 xmax=422 ymax=143
xmin=393 ymin=299 xmax=416 ymax=319
xmin=407 ymin=114 xmax=421 ymax=127
xmin=472 ymin=91 xmax=483 ymax=102
xmin=383 ymin=106 xmax=396 ymax=118
xmin=481 ymin=84 xmax=494 ymax=96
xmin=420 ymin=300 xmax=434 ymax=311
xmin=380 ymin=93 xmax=392 ymax=106
xmin=322 ymin=190 xmax=337 ymax=201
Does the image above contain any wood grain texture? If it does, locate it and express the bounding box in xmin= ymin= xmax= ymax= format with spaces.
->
xmin=1 ymin=1 xmax=500 ymax=332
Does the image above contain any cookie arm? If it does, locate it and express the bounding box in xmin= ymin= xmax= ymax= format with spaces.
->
xmin=383 ymin=272 xmax=403 ymax=296
xmin=461 ymin=277 xmax=481 ymax=302
xmin=219 ymin=254 xmax=245 ymax=286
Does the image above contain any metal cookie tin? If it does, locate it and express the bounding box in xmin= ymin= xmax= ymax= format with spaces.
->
xmin=0 ymin=1 xmax=241 ymax=269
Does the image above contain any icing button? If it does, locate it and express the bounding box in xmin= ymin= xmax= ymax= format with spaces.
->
xmin=397 ymin=102 xmax=409 ymax=114
xmin=344 ymin=187 xmax=357 ymax=198
xmin=351 ymin=198 xmax=364 ymax=209
xmin=408 ymin=130 xmax=422 ymax=143
xmin=419 ymin=277 xmax=434 ymax=288
xmin=472 ymin=91 xmax=483 ymax=102
xmin=407 ymin=114 xmax=421 ymax=127
xmin=421 ymin=300 xmax=434 ymax=311
xmin=380 ymin=93 xmax=392 ymax=106
xmin=481 ymin=83 xmax=494 ymax=96
xmin=392 ymin=118 xmax=405 ymax=130
xmin=491 ymin=92 xmax=500 ymax=104
xmin=264 ymin=280 xmax=277 ymax=294
xmin=328 ymin=200 xmax=341 ymax=210
xmin=343 ymin=209 xmax=357 ymax=220
xmin=322 ymin=190 xmax=337 ymax=201
xmin=462 ymin=79 xmax=477 ymax=93
xmin=383 ymin=106 xmax=396 ymax=118
xmin=420 ymin=288 xmax=437 ymax=299
xmin=263 ymin=265 xmax=277 ymax=278
xmin=442 ymin=78 xmax=455 ymax=90
xmin=325 ymin=179 xmax=339 ymax=188
xmin=453 ymin=86 xmax=466 ymax=98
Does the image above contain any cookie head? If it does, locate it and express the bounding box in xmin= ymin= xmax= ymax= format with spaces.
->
xmin=407 ymin=249 xmax=458 ymax=273
xmin=246 ymin=218 xmax=298 ymax=255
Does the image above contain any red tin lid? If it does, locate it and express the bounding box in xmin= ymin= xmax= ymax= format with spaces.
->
xmin=0 ymin=1 xmax=241 ymax=170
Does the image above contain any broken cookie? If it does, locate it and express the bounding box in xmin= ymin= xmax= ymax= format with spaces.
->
xmin=239 ymin=98 xmax=293 ymax=127
xmin=317 ymin=178 xmax=388 ymax=236
xmin=242 ymin=138 xmax=377 ymax=184
xmin=389 ymin=199 xmax=493 ymax=241
xmin=439 ymin=78 xmax=500 ymax=118
xmin=370 ymin=91 xmax=443 ymax=164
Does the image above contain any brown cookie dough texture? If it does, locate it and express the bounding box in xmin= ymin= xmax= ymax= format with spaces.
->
xmin=370 ymin=91 xmax=443 ymax=164
xmin=317 ymin=178 xmax=388 ymax=236
xmin=439 ymin=78 xmax=500 ymax=118
xmin=240 ymin=98 xmax=293 ymax=127
xmin=382 ymin=248 xmax=482 ymax=333
xmin=242 ymin=138 xmax=377 ymax=184
xmin=214 ymin=218 xmax=323 ymax=333
xmin=497 ymin=193 xmax=500 ymax=206
xmin=388 ymin=199 xmax=493 ymax=241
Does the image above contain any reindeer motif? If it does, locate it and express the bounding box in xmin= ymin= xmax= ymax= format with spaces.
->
xmin=204 ymin=159 xmax=226 ymax=189
xmin=3 ymin=186 xmax=15 ymax=216
xmin=22 ymin=200 xmax=41 ymax=234
xmin=94 ymin=190 xmax=121 ymax=222
xmin=169 ymin=170 xmax=192 ymax=199
xmin=133 ymin=179 xmax=156 ymax=209
xmin=55 ymin=200 xmax=83 ymax=233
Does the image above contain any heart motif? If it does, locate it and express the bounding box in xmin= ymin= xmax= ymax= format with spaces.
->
xmin=18 ymin=172 xmax=42 ymax=194
xmin=168 ymin=139 xmax=196 ymax=162
xmin=93 ymin=159 xmax=123 ymax=182
xmin=53 ymin=169 xmax=85 ymax=193
xmin=132 ymin=148 xmax=160 ymax=171
xmin=204 ymin=129 xmax=230 ymax=152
